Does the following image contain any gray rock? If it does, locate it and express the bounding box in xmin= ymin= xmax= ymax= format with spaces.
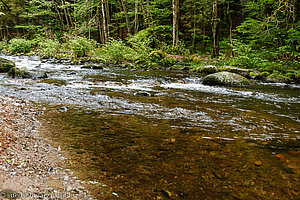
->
xmin=8 ymin=67 xmax=32 ymax=79
xmin=0 ymin=57 xmax=15 ymax=73
xmin=221 ymin=66 xmax=252 ymax=78
xmin=202 ymin=72 xmax=252 ymax=87
xmin=200 ymin=65 xmax=218 ymax=74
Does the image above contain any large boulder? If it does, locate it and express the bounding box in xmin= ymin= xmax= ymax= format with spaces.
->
xmin=202 ymin=72 xmax=252 ymax=87
xmin=8 ymin=67 xmax=32 ymax=78
xmin=0 ymin=57 xmax=15 ymax=73
xmin=220 ymin=66 xmax=253 ymax=78
xmin=199 ymin=65 xmax=218 ymax=74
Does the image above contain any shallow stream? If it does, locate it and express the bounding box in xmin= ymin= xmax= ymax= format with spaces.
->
xmin=0 ymin=55 xmax=299 ymax=199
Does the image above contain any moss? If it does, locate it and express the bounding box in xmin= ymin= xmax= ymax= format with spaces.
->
xmin=202 ymin=72 xmax=252 ymax=87
xmin=192 ymin=57 xmax=201 ymax=64
xmin=266 ymin=74 xmax=290 ymax=83
xmin=8 ymin=67 xmax=31 ymax=78
xmin=148 ymin=50 xmax=166 ymax=62
xmin=0 ymin=57 xmax=15 ymax=73
xmin=260 ymin=71 xmax=270 ymax=78
xmin=249 ymin=71 xmax=261 ymax=79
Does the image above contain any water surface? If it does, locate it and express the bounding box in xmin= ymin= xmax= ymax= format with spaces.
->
xmin=0 ymin=55 xmax=299 ymax=199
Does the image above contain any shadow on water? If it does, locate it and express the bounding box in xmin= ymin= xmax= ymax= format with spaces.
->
xmin=1 ymin=55 xmax=299 ymax=199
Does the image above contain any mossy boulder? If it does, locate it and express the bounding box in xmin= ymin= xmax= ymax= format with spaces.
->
xmin=265 ymin=74 xmax=290 ymax=83
xmin=202 ymin=72 xmax=252 ymax=87
xmin=220 ymin=66 xmax=252 ymax=78
xmin=192 ymin=57 xmax=201 ymax=64
xmin=8 ymin=67 xmax=32 ymax=78
xmin=200 ymin=65 xmax=218 ymax=74
xmin=0 ymin=57 xmax=15 ymax=73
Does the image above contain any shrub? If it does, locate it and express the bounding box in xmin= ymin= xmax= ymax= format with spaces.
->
xmin=38 ymin=39 xmax=61 ymax=58
xmin=69 ymin=36 xmax=97 ymax=57
xmin=9 ymin=38 xmax=32 ymax=54
xmin=0 ymin=39 xmax=8 ymax=51
xmin=102 ymin=39 xmax=137 ymax=62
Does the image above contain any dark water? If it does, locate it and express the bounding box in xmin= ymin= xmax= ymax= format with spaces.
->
xmin=0 ymin=55 xmax=299 ymax=199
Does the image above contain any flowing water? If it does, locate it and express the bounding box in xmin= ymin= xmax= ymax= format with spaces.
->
xmin=0 ymin=55 xmax=299 ymax=199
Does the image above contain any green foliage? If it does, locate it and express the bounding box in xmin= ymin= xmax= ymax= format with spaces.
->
xmin=127 ymin=29 xmax=154 ymax=59
xmin=101 ymin=39 xmax=137 ymax=62
xmin=69 ymin=36 xmax=97 ymax=57
xmin=192 ymin=57 xmax=201 ymax=64
xmin=0 ymin=39 xmax=8 ymax=51
xmin=9 ymin=39 xmax=32 ymax=54
xmin=148 ymin=50 xmax=166 ymax=62
xmin=38 ymin=38 xmax=61 ymax=58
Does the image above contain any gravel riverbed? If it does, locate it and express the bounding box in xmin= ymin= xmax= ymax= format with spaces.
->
xmin=0 ymin=95 xmax=93 ymax=199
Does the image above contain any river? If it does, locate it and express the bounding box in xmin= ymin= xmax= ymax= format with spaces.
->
xmin=0 ymin=55 xmax=299 ymax=199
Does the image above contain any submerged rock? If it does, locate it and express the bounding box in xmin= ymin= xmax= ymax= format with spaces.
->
xmin=0 ymin=57 xmax=15 ymax=73
xmin=134 ymin=92 xmax=152 ymax=97
xmin=202 ymin=72 xmax=252 ymax=87
xmin=33 ymin=71 xmax=48 ymax=79
xmin=81 ymin=63 xmax=104 ymax=70
xmin=59 ymin=106 xmax=68 ymax=112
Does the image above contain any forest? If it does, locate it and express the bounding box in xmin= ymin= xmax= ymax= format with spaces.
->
xmin=0 ymin=0 xmax=299 ymax=83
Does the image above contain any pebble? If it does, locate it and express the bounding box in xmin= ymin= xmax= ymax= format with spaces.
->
xmin=0 ymin=96 xmax=93 ymax=199
xmin=254 ymin=161 xmax=262 ymax=166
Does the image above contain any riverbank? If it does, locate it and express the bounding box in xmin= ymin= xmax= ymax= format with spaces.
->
xmin=0 ymin=95 xmax=93 ymax=199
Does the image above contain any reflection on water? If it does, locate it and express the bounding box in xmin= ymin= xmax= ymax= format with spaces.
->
xmin=1 ymin=55 xmax=300 ymax=199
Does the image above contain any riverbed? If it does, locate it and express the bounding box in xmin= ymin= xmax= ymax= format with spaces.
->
xmin=0 ymin=55 xmax=299 ymax=199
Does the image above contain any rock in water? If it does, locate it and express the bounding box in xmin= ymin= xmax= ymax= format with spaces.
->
xmin=200 ymin=65 xmax=218 ymax=74
xmin=81 ymin=64 xmax=104 ymax=69
xmin=0 ymin=57 xmax=15 ymax=73
xmin=134 ymin=92 xmax=152 ymax=97
xmin=8 ymin=67 xmax=32 ymax=78
xmin=202 ymin=72 xmax=252 ymax=87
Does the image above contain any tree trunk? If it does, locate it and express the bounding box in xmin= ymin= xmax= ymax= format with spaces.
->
xmin=61 ymin=0 xmax=70 ymax=27
xmin=119 ymin=0 xmax=131 ymax=35
xmin=140 ymin=0 xmax=147 ymax=28
xmin=212 ymin=0 xmax=219 ymax=57
xmin=96 ymin=3 xmax=104 ymax=43
xmin=227 ymin=0 xmax=234 ymax=57
xmin=146 ymin=0 xmax=151 ymax=27
xmin=101 ymin=0 xmax=108 ymax=43
xmin=63 ymin=0 xmax=73 ymax=28
xmin=134 ymin=0 xmax=139 ymax=34
xmin=172 ymin=0 xmax=179 ymax=49
xmin=105 ymin=0 xmax=110 ymax=39
xmin=192 ymin=1 xmax=196 ymax=51
xmin=52 ymin=0 xmax=65 ymax=29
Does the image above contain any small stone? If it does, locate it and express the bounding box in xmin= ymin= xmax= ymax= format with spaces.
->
xmin=275 ymin=154 xmax=285 ymax=160
xmin=254 ymin=161 xmax=262 ymax=166
xmin=67 ymin=186 xmax=72 ymax=192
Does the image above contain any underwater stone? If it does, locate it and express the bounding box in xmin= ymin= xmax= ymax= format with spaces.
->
xmin=134 ymin=92 xmax=152 ymax=97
